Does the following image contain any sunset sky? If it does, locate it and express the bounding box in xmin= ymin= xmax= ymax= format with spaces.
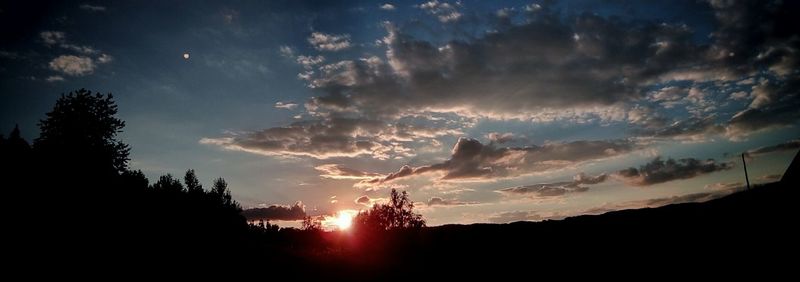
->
xmin=1 ymin=0 xmax=798 ymax=226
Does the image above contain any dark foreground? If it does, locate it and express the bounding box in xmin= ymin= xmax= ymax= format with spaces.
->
xmin=3 ymin=90 xmax=796 ymax=278
xmin=313 ymin=179 xmax=798 ymax=279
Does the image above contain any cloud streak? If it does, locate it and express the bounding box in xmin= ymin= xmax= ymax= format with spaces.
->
xmin=202 ymin=117 xmax=461 ymax=159
xmin=615 ymin=157 xmax=733 ymax=186
xmin=496 ymin=172 xmax=607 ymax=198
xmin=745 ymin=139 xmax=800 ymax=157
xmin=242 ymin=202 xmax=307 ymax=221
xmin=363 ymin=138 xmax=634 ymax=184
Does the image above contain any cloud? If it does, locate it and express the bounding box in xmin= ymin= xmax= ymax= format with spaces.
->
xmin=40 ymin=31 xmax=99 ymax=54
xmin=380 ymin=4 xmax=396 ymax=11
xmin=488 ymin=211 xmax=546 ymax=223
xmin=416 ymin=1 xmax=462 ymax=23
xmin=315 ymin=164 xmax=381 ymax=180
xmin=496 ymin=172 xmax=606 ymax=198
xmin=729 ymin=91 xmax=749 ymax=100
xmin=296 ymin=55 xmax=325 ymax=69
xmin=45 ymin=75 xmax=64 ymax=82
xmin=213 ymin=0 xmax=800 ymax=165
xmin=79 ymin=4 xmax=106 ymax=12
xmin=721 ymin=80 xmax=800 ymax=141
xmin=60 ymin=44 xmax=97 ymax=54
xmin=48 ymin=55 xmax=96 ymax=76
xmin=274 ymin=101 xmax=298 ymax=110
xmin=704 ymin=182 xmax=743 ymax=191
xmin=426 ymin=197 xmax=478 ymax=206
xmin=308 ymin=32 xmax=351 ymax=51
xmin=354 ymin=195 xmax=386 ymax=207
xmin=270 ymin=1 xmax=800 ymax=141
xmin=201 ymin=117 xmax=461 ymax=159
xmin=40 ymin=31 xmax=65 ymax=45
xmin=241 ymin=202 xmax=307 ymax=221
xmin=759 ymin=174 xmax=782 ymax=182
xmin=364 ymin=138 xmax=634 ymax=184
xmin=745 ymin=139 xmax=800 ymax=157
xmin=486 ymin=132 xmax=514 ymax=144
xmin=302 ymin=11 xmax=713 ymax=122
xmin=279 ymin=45 xmax=295 ymax=58
xmin=0 ymin=50 xmax=19 ymax=59
xmin=634 ymin=116 xmax=723 ymax=141
xmin=97 ymin=53 xmax=113 ymax=64
xmin=524 ymin=4 xmax=542 ymax=12
xmin=615 ymin=157 xmax=733 ymax=186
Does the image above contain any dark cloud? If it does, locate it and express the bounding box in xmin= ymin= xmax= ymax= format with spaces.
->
xmin=725 ymin=79 xmax=800 ymax=139
xmin=301 ymin=7 xmax=716 ymax=122
xmin=634 ymin=115 xmax=724 ymax=140
xmin=355 ymin=195 xmax=370 ymax=205
xmin=242 ymin=202 xmax=306 ymax=221
xmin=615 ymin=157 xmax=733 ymax=186
xmin=363 ymin=138 xmax=634 ymax=184
xmin=202 ymin=0 xmax=800 ymax=162
xmin=708 ymin=0 xmax=800 ymax=76
xmin=745 ymin=139 xmax=800 ymax=157
xmin=426 ymin=197 xmax=478 ymax=206
xmin=496 ymin=172 xmax=607 ymax=198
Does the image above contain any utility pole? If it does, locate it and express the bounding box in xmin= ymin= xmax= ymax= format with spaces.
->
xmin=742 ymin=153 xmax=751 ymax=190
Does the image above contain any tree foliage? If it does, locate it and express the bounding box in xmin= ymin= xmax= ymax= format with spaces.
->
xmin=184 ymin=169 xmax=204 ymax=196
xmin=34 ymin=89 xmax=130 ymax=175
xmin=301 ymin=216 xmax=323 ymax=231
xmin=354 ymin=189 xmax=426 ymax=231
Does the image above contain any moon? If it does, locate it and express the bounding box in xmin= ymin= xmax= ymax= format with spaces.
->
xmin=183 ymin=53 xmax=190 ymax=60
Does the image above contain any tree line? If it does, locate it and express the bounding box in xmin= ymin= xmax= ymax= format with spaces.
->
xmin=0 ymin=89 xmax=426 ymax=265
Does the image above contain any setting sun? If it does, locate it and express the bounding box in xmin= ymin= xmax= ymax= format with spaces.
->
xmin=333 ymin=210 xmax=354 ymax=230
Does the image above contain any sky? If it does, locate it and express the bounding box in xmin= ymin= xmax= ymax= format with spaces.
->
xmin=1 ymin=0 xmax=799 ymax=227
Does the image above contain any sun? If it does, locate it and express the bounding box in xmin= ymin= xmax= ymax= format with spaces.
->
xmin=333 ymin=211 xmax=354 ymax=230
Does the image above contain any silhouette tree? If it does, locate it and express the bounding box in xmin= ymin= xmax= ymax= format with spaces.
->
xmin=34 ymin=89 xmax=130 ymax=176
xmin=184 ymin=169 xmax=204 ymax=196
xmin=210 ymin=177 xmax=238 ymax=210
xmin=301 ymin=215 xmax=323 ymax=231
xmin=1 ymin=125 xmax=32 ymax=172
xmin=2 ymin=124 xmax=30 ymax=152
xmin=354 ymin=189 xmax=426 ymax=231
xmin=152 ymin=174 xmax=185 ymax=193
xmin=118 ymin=169 xmax=149 ymax=192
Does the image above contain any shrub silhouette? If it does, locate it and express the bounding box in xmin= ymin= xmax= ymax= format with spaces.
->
xmin=353 ymin=188 xmax=426 ymax=231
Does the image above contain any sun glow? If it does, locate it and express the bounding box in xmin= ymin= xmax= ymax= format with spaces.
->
xmin=332 ymin=210 xmax=356 ymax=230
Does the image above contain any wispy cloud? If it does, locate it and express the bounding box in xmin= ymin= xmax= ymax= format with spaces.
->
xmin=308 ymin=32 xmax=351 ymax=51
xmin=79 ymin=4 xmax=106 ymax=12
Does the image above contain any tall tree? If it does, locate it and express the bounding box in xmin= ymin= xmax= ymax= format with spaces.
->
xmin=184 ymin=169 xmax=204 ymax=195
xmin=35 ymin=89 xmax=130 ymax=175
xmin=211 ymin=177 xmax=237 ymax=210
